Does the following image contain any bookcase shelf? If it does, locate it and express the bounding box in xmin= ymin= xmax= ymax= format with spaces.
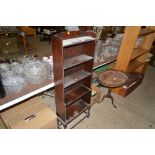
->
xmin=64 ymin=70 xmax=92 ymax=88
xmin=57 ymin=99 xmax=90 ymax=125
xmin=65 ymin=99 xmax=90 ymax=123
xmin=65 ymin=85 xmax=91 ymax=107
xmin=52 ymin=31 xmax=96 ymax=128
xmin=63 ymin=36 xmax=95 ymax=47
xmin=64 ymin=54 xmax=93 ymax=70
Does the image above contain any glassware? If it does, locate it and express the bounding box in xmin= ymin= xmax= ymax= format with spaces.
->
xmin=0 ymin=63 xmax=10 ymax=73
xmin=103 ymin=46 xmax=111 ymax=58
xmin=24 ymin=61 xmax=47 ymax=84
xmin=43 ymin=62 xmax=53 ymax=80
xmin=2 ymin=75 xmax=27 ymax=92
xmin=110 ymin=45 xmax=119 ymax=56
xmin=98 ymin=52 xmax=105 ymax=62
xmin=94 ymin=51 xmax=99 ymax=63
xmin=135 ymin=37 xmax=143 ymax=48
xmin=1 ymin=71 xmax=15 ymax=79
xmin=105 ymin=37 xmax=113 ymax=45
xmin=11 ymin=62 xmax=24 ymax=75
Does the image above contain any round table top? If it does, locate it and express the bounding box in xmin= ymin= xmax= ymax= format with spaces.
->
xmin=98 ymin=69 xmax=128 ymax=88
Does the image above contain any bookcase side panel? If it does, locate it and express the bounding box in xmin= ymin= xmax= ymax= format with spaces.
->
xmin=52 ymin=36 xmax=66 ymax=120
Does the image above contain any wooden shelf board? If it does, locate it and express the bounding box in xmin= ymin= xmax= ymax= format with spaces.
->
xmin=127 ymin=60 xmax=144 ymax=73
xmin=65 ymin=85 xmax=90 ymax=106
xmin=64 ymin=70 xmax=92 ymax=88
xmin=58 ymin=99 xmax=90 ymax=124
xmin=63 ymin=36 xmax=95 ymax=47
xmin=130 ymin=48 xmax=148 ymax=61
xmin=139 ymin=28 xmax=155 ymax=36
xmin=64 ymin=54 xmax=93 ymax=70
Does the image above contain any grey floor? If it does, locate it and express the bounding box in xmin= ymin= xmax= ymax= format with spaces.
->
xmin=1 ymin=35 xmax=155 ymax=129
xmin=75 ymin=66 xmax=155 ymax=128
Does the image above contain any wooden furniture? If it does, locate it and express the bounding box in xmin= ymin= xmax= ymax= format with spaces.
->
xmin=52 ymin=31 xmax=96 ymax=128
xmin=0 ymin=51 xmax=114 ymax=113
xmin=16 ymin=26 xmax=37 ymax=53
xmin=97 ymin=69 xmax=128 ymax=108
xmin=118 ymin=72 xmax=144 ymax=97
xmin=113 ymin=26 xmax=155 ymax=95
xmin=43 ymin=28 xmax=57 ymax=44
xmin=0 ymin=79 xmax=54 ymax=111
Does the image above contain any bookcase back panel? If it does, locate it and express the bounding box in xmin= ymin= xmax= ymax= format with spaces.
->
xmin=81 ymin=92 xmax=92 ymax=105
xmin=63 ymin=44 xmax=83 ymax=60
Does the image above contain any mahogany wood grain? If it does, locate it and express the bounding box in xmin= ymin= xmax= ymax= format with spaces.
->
xmin=52 ymin=31 xmax=96 ymax=126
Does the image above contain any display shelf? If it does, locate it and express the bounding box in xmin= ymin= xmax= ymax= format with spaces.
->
xmin=113 ymin=26 xmax=155 ymax=96
xmin=64 ymin=54 xmax=93 ymax=70
xmin=93 ymin=55 xmax=117 ymax=69
xmin=65 ymin=85 xmax=91 ymax=106
xmin=63 ymin=36 xmax=95 ymax=47
xmin=127 ymin=60 xmax=144 ymax=72
xmin=64 ymin=70 xmax=92 ymax=88
xmin=130 ymin=48 xmax=148 ymax=61
xmin=66 ymin=99 xmax=90 ymax=123
xmin=60 ymin=99 xmax=90 ymax=124
xmin=139 ymin=28 xmax=155 ymax=36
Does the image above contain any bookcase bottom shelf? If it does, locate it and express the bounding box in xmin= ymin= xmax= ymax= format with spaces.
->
xmin=57 ymin=99 xmax=90 ymax=128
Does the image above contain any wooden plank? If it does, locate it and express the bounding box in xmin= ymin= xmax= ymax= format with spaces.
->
xmin=115 ymin=26 xmax=141 ymax=72
xmin=139 ymin=28 xmax=155 ymax=36
xmin=134 ymin=53 xmax=149 ymax=73
xmin=127 ymin=60 xmax=144 ymax=73
xmin=111 ymin=87 xmax=120 ymax=94
xmin=130 ymin=48 xmax=148 ymax=61
xmin=135 ymin=63 xmax=147 ymax=73
xmin=139 ymin=26 xmax=155 ymax=51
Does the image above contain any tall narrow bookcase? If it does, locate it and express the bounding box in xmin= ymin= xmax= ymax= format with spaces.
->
xmin=113 ymin=26 xmax=155 ymax=95
xmin=52 ymin=31 xmax=96 ymax=128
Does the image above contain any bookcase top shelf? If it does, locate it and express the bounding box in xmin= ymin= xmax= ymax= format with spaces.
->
xmin=63 ymin=36 xmax=95 ymax=47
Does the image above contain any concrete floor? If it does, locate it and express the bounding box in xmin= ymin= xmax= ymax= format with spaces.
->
xmin=75 ymin=66 xmax=155 ymax=128
xmin=0 ymin=35 xmax=155 ymax=129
